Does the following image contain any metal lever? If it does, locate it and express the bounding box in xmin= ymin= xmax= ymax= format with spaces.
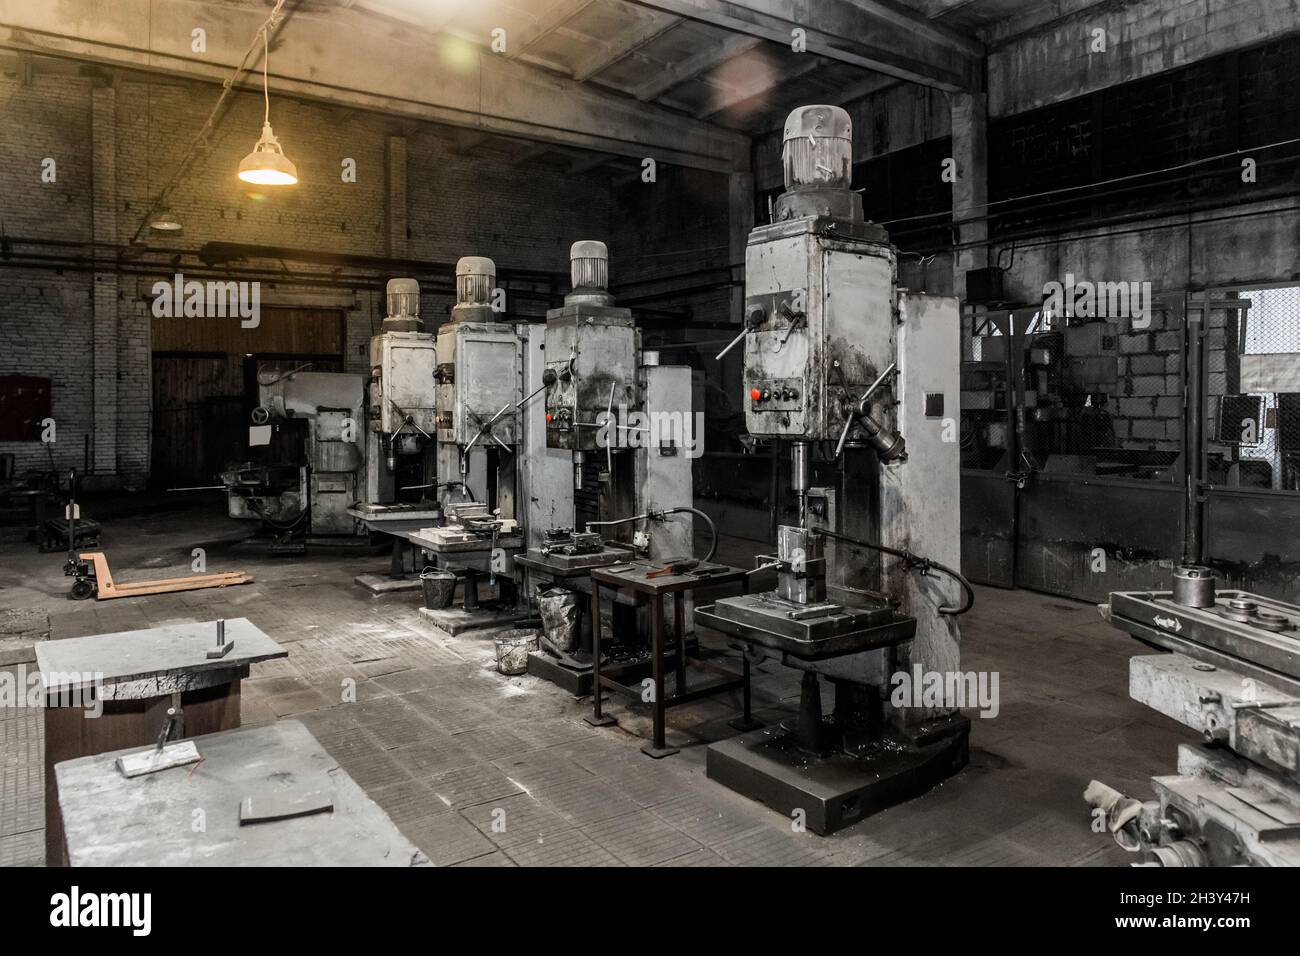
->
xmin=516 ymin=380 xmax=549 ymax=410
xmin=715 ymin=304 xmax=768 ymax=361
xmin=774 ymin=306 xmax=804 ymax=352
xmin=715 ymin=325 xmax=749 ymax=361
xmin=604 ymin=383 xmax=615 ymax=476
xmin=834 ymin=362 xmax=897 ymax=458
xmin=389 ymin=400 xmax=431 ymax=440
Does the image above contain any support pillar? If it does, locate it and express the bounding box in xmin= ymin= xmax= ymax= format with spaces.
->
xmin=950 ymin=92 xmax=988 ymax=303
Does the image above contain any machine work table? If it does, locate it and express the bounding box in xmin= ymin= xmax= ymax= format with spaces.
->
xmin=37 ymin=617 xmax=287 ymax=865
xmin=587 ymin=560 xmax=761 ymax=757
xmin=55 ymin=720 xmax=430 ymax=867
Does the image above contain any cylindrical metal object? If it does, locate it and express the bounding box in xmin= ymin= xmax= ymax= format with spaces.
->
xmin=782 ymin=105 xmax=852 ymax=190
xmin=1171 ymin=565 xmax=1216 ymax=608
xmin=790 ymin=441 xmax=810 ymax=493
xmin=1184 ymin=299 xmax=1204 ymax=564
xmin=455 ymin=256 xmax=495 ymax=306
xmin=1149 ymin=841 xmax=1207 ymax=868
xmin=569 ymin=240 xmax=609 ymax=292
xmin=385 ymin=277 xmax=420 ymax=319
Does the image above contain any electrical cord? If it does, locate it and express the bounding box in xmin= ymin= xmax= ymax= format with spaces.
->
xmin=811 ymin=527 xmax=975 ymax=616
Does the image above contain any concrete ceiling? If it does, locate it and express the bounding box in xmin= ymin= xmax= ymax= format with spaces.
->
xmin=0 ymin=0 xmax=1052 ymax=175
xmin=331 ymin=0 xmax=991 ymax=142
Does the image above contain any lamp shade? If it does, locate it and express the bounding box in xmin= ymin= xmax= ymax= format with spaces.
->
xmin=149 ymin=207 xmax=183 ymax=231
xmin=238 ymin=122 xmax=298 ymax=186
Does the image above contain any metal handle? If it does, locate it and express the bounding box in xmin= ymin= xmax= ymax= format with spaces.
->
xmin=715 ymin=325 xmax=749 ymax=361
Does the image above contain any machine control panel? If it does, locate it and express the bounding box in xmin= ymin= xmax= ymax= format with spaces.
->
xmin=547 ymin=406 xmax=574 ymax=433
xmin=748 ymin=378 xmax=803 ymax=412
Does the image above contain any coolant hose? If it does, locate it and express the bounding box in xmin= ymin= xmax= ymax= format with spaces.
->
xmin=586 ymin=506 xmax=718 ymax=564
xmin=812 ymin=527 xmax=974 ymax=616
xmin=658 ymin=506 xmax=717 ymax=564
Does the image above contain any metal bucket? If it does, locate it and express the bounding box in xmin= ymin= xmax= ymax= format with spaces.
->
xmin=494 ymin=629 xmax=539 ymax=676
xmin=419 ymin=568 xmax=457 ymax=609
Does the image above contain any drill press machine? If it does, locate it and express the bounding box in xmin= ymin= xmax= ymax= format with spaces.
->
xmin=697 ymin=105 xmax=972 ymax=834
xmin=350 ymin=278 xmax=442 ymax=591
xmin=412 ymin=256 xmax=529 ymax=633
xmin=521 ymin=240 xmax=699 ymax=691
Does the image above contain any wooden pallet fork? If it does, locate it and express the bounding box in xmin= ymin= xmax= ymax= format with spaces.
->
xmin=72 ymin=551 xmax=252 ymax=600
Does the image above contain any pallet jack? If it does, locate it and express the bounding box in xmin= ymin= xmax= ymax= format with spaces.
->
xmin=42 ymin=468 xmax=100 ymax=554
xmin=58 ymin=473 xmax=253 ymax=601
xmin=67 ymin=552 xmax=252 ymax=601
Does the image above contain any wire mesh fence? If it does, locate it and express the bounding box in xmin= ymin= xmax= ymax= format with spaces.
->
xmin=1222 ymin=287 xmax=1300 ymax=490
xmin=961 ymin=287 xmax=1300 ymax=493
xmin=960 ymin=302 xmax=1184 ymax=481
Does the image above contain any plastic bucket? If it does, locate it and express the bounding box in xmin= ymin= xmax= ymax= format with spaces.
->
xmin=494 ymin=629 xmax=539 ymax=676
xmin=419 ymin=568 xmax=457 ymax=609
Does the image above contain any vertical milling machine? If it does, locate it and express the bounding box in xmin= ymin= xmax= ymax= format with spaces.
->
xmin=541 ymin=240 xmax=695 ymax=563
xmin=364 ymin=278 xmax=437 ymax=505
xmin=405 ymin=256 xmax=529 ymax=630
xmin=697 ymin=105 xmax=974 ymax=834
xmin=522 ymin=241 xmax=700 ymax=691
xmin=349 ymin=278 xmax=442 ymax=590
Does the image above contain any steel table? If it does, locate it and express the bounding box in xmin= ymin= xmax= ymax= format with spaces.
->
xmin=586 ymin=561 xmax=758 ymax=758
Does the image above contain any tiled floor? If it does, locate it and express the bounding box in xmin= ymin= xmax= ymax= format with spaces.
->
xmin=0 ymin=497 xmax=1192 ymax=866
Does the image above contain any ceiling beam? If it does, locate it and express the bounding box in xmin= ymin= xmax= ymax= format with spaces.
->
xmin=634 ymin=33 xmax=764 ymax=101
xmin=628 ymin=0 xmax=983 ymax=92
xmin=568 ymin=153 xmax=616 ymax=175
xmin=0 ymin=0 xmax=749 ymax=173
xmin=505 ymin=0 xmax=597 ymax=59
xmin=570 ymin=12 xmax=681 ymax=82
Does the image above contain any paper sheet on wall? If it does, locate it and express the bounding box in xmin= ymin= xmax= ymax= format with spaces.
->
xmin=1241 ymin=354 xmax=1300 ymax=393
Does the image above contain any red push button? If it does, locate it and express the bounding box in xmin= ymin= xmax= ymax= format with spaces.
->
xmin=750 ymin=388 xmax=761 ymax=401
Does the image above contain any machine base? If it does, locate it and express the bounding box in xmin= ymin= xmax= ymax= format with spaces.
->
xmin=353 ymin=573 xmax=422 ymax=595
xmin=524 ymin=649 xmax=672 ymax=696
xmin=527 ymin=650 xmax=595 ymax=695
xmin=641 ymin=743 xmax=679 ymax=759
xmin=706 ymin=714 xmax=970 ymax=834
xmin=417 ymin=604 xmax=534 ymax=636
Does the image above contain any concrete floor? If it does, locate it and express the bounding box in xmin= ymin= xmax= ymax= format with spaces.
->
xmin=0 ymin=496 xmax=1190 ymax=866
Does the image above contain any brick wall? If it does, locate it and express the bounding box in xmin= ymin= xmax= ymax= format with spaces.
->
xmin=0 ymin=70 xmax=629 ymax=489
xmin=0 ymin=73 xmax=95 ymax=481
